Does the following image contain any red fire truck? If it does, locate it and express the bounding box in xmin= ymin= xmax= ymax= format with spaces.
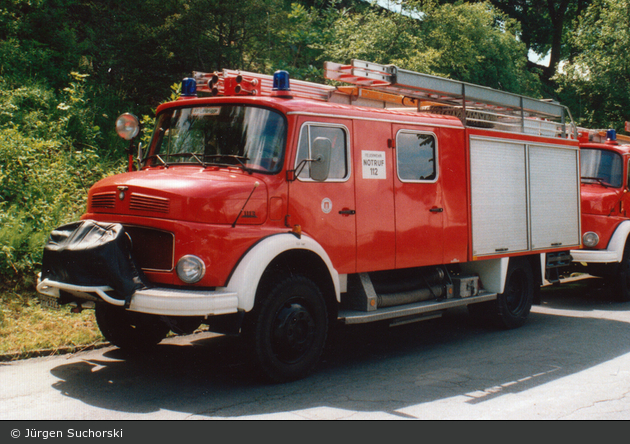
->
xmin=571 ymin=128 xmax=630 ymax=300
xmin=37 ymin=60 xmax=582 ymax=382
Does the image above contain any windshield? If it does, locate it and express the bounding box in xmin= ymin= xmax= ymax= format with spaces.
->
xmin=580 ymin=148 xmax=623 ymax=188
xmin=147 ymin=105 xmax=287 ymax=173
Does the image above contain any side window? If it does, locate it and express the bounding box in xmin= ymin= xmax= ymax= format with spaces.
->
xmin=396 ymin=131 xmax=438 ymax=182
xmin=296 ymin=123 xmax=350 ymax=181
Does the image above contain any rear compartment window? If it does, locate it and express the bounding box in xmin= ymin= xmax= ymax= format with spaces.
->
xmin=396 ymin=131 xmax=438 ymax=182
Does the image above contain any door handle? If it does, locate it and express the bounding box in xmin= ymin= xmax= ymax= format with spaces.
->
xmin=429 ymin=207 xmax=443 ymax=213
xmin=339 ymin=209 xmax=356 ymax=215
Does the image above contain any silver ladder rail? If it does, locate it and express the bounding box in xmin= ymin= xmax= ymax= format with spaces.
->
xmin=325 ymin=59 xmax=577 ymax=138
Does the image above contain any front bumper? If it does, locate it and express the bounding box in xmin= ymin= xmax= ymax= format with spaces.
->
xmin=570 ymin=248 xmax=619 ymax=264
xmin=36 ymin=277 xmax=239 ymax=317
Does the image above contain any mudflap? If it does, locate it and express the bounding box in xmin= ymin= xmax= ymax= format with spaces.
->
xmin=40 ymin=220 xmax=149 ymax=306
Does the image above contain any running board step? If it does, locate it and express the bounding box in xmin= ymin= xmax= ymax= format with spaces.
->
xmin=338 ymin=291 xmax=498 ymax=325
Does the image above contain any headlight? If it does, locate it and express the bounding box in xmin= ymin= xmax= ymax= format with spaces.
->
xmin=176 ymin=255 xmax=206 ymax=284
xmin=582 ymin=232 xmax=599 ymax=248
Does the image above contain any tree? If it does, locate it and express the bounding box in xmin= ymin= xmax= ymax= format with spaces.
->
xmin=488 ymin=0 xmax=590 ymax=80
xmin=425 ymin=0 xmax=590 ymax=81
xmin=555 ymin=0 xmax=630 ymax=129
xmin=322 ymin=1 xmax=542 ymax=96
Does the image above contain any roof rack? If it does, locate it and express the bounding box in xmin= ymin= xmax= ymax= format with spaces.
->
xmin=190 ymin=61 xmax=576 ymax=139
xmin=325 ymin=59 xmax=577 ymax=139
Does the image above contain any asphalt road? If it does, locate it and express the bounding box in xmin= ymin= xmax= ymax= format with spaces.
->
xmin=1 ymin=276 xmax=630 ymax=420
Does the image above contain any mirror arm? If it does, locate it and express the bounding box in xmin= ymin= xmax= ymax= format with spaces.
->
xmin=136 ymin=142 xmax=144 ymax=171
xmin=287 ymin=158 xmax=316 ymax=182
xmin=126 ymin=139 xmax=136 ymax=172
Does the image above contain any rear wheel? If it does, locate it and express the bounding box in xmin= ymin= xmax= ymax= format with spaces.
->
xmin=249 ymin=275 xmax=328 ymax=383
xmin=495 ymin=258 xmax=534 ymax=328
xmin=95 ymin=302 xmax=170 ymax=351
xmin=469 ymin=258 xmax=534 ymax=329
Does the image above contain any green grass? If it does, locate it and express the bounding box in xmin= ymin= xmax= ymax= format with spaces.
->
xmin=0 ymin=291 xmax=104 ymax=359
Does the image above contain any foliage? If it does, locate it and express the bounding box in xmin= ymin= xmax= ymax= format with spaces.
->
xmin=0 ymin=73 xmax=124 ymax=291
xmin=417 ymin=1 xmax=541 ymax=95
xmin=430 ymin=0 xmax=591 ymax=81
xmin=554 ymin=0 xmax=630 ymax=129
xmin=322 ymin=1 xmax=542 ymax=96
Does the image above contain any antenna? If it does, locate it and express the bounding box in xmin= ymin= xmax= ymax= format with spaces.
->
xmin=232 ymin=182 xmax=259 ymax=228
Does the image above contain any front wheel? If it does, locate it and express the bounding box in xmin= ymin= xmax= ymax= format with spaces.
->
xmin=249 ymin=275 xmax=329 ymax=383
xmin=95 ymin=302 xmax=170 ymax=351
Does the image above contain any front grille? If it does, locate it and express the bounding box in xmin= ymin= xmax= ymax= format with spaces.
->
xmin=91 ymin=192 xmax=116 ymax=209
xmin=129 ymin=193 xmax=170 ymax=214
xmin=123 ymin=225 xmax=174 ymax=271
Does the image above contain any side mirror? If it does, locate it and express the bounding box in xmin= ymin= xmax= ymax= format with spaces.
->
xmin=115 ymin=113 xmax=140 ymax=141
xmin=116 ymin=113 xmax=140 ymax=172
xmin=310 ymin=137 xmax=331 ymax=182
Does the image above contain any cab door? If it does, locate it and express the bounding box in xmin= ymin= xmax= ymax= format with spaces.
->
xmin=393 ymin=126 xmax=444 ymax=268
xmin=287 ymin=118 xmax=356 ymax=274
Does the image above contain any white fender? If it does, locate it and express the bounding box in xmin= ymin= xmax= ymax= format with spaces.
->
xmin=571 ymin=220 xmax=630 ymax=264
xmin=222 ymin=233 xmax=340 ymax=312
xmin=460 ymin=257 xmax=509 ymax=294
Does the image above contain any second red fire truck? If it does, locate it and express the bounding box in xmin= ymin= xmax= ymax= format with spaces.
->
xmin=571 ymin=127 xmax=630 ymax=300
xmin=37 ymin=60 xmax=582 ymax=382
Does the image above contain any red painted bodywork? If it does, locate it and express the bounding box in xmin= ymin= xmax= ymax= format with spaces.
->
xmin=82 ymin=93 xmax=576 ymax=289
xmin=579 ymin=142 xmax=630 ymax=250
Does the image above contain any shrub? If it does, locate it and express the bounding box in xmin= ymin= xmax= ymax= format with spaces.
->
xmin=0 ymin=75 xmax=126 ymax=293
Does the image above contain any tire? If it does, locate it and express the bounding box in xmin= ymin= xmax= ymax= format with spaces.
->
xmin=468 ymin=258 xmax=534 ymax=329
xmin=495 ymin=258 xmax=534 ymax=328
xmin=249 ymin=275 xmax=328 ymax=383
xmin=95 ymin=302 xmax=170 ymax=351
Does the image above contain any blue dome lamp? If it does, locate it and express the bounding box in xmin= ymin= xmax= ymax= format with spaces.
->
xmin=606 ymin=129 xmax=617 ymax=144
xmin=271 ymin=70 xmax=293 ymax=98
xmin=181 ymin=78 xmax=197 ymax=98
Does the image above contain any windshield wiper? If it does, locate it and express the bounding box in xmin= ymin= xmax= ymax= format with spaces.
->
xmin=145 ymin=154 xmax=169 ymax=168
xmin=581 ymin=176 xmax=614 ymax=188
xmin=203 ymin=154 xmax=253 ymax=174
xmin=171 ymin=152 xmax=206 ymax=166
xmin=145 ymin=153 xmax=207 ymax=167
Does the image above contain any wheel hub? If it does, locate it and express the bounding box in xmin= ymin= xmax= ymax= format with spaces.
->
xmin=272 ymin=302 xmax=316 ymax=363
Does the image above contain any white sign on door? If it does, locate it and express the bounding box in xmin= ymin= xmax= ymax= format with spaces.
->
xmin=362 ymin=150 xmax=386 ymax=179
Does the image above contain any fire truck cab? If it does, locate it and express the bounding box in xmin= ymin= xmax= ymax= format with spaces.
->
xmin=571 ymin=128 xmax=630 ymax=300
xmin=37 ymin=60 xmax=582 ymax=382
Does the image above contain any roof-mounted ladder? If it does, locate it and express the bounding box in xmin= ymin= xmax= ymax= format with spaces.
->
xmin=325 ymin=59 xmax=577 ymax=139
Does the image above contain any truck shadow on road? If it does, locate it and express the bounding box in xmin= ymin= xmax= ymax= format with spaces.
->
xmin=49 ymin=278 xmax=630 ymax=418
xmin=540 ymin=275 xmax=629 ymax=311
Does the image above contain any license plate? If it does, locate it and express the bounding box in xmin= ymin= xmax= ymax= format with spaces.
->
xmin=39 ymin=295 xmax=60 ymax=310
